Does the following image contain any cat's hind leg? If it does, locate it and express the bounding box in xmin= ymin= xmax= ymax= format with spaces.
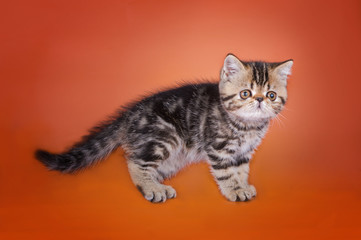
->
xmin=127 ymin=160 xmax=176 ymax=203
xmin=125 ymin=138 xmax=178 ymax=203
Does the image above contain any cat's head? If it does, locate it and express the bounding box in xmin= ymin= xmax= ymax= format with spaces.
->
xmin=219 ymin=54 xmax=293 ymax=122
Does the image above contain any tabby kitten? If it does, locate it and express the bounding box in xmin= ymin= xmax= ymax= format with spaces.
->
xmin=36 ymin=54 xmax=293 ymax=203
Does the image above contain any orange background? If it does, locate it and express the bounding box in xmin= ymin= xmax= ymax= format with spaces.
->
xmin=1 ymin=0 xmax=361 ymax=239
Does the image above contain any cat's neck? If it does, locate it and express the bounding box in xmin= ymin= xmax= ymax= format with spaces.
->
xmin=219 ymin=105 xmax=270 ymax=132
xmin=234 ymin=116 xmax=269 ymax=129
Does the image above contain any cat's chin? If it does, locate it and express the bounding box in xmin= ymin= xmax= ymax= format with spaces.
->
xmin=230 ymin=109 xmax=273 ymax=123
xmin=237 ymin=115 xmax=270 ymax=123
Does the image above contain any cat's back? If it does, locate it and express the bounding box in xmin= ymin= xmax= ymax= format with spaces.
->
xmin=121 ymin=82 xmax=219 ymax=139
xmin=127 ymin=82 xmax=219 ymax=111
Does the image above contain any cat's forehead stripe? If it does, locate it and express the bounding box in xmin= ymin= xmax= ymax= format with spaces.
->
xmin=252 ymin=64 xmax=258 ymax=83
xmin=250 ymin=62 xmax=269 ymax=87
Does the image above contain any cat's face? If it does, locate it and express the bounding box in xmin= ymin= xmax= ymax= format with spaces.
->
xmin=219 ymin=54 xmax=293 ymax=122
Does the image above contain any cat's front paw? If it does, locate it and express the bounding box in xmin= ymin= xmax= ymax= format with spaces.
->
xmin=137 ymin=184 xmax=177 ymax=203
xmin=224 ymin=185 xmax=257 ymax=202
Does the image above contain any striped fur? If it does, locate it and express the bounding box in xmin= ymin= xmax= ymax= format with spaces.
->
xmin=35 ymin=54 xmax=293 ymax=203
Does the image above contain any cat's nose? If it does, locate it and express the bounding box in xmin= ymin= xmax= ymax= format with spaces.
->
xmin=256 ymin=97 xmax=263 ymax=102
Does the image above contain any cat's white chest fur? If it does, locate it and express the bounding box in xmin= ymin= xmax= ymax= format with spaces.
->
xmin=239 ymin=130 xmax=264 ymax=154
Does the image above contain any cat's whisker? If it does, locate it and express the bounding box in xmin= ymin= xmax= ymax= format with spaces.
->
xmin=282 ymin=105 xmax=294 ymax=112
xmin=275 ymin=115 xmax=285 ymax=128
xmin=277 ymin=116 xmax=284 ymax=127
xmin=277 ymin=112 xmax=287 ymax=120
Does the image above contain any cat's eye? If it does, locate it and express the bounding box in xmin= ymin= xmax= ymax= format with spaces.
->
xmin=240 ymin=90 xmax=252 ymax=99
xmin=266 ymin=91 xmax=277 ymax=101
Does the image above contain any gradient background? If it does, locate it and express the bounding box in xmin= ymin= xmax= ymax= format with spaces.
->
xmin=1 ymin=0 xmax=361 ymax=239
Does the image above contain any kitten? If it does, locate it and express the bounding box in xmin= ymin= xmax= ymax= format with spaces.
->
xmin=35 ymin=54 xmax=293 ymax=203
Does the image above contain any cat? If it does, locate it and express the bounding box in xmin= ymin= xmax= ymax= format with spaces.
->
xmin=35 ymin=54 xmax=293 ymax=203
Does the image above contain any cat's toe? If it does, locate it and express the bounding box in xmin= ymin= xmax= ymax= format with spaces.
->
xmin=139 ymin=184 xmax=177 ymax=203
xmin=247 ymin=185 xmax=257 ymax=197
xmin=235 ymin=186 xmax=256 ymax=202
xmin=224 ymin=185 xmax=257 ymax=202
xmin=236 ymin=189 xmax=251 ymax=201
xmin=152 ymin=190 xmax=166 ymax=203
xmin=165 ymin=185 xmax=177 ymax=199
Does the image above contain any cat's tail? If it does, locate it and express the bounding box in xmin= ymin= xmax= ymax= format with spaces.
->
xmin=35 ymin=115 xmax=124 ymax=173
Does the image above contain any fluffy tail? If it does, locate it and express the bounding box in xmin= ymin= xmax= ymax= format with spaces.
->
xmin=35 ymin=116 xmax=123 ymax=173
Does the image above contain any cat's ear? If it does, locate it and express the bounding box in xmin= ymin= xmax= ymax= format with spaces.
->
xmin=221 ymin=54 xmax=247 ymax=82
xmin=273 ymin=59 xmax=293 ymax=84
